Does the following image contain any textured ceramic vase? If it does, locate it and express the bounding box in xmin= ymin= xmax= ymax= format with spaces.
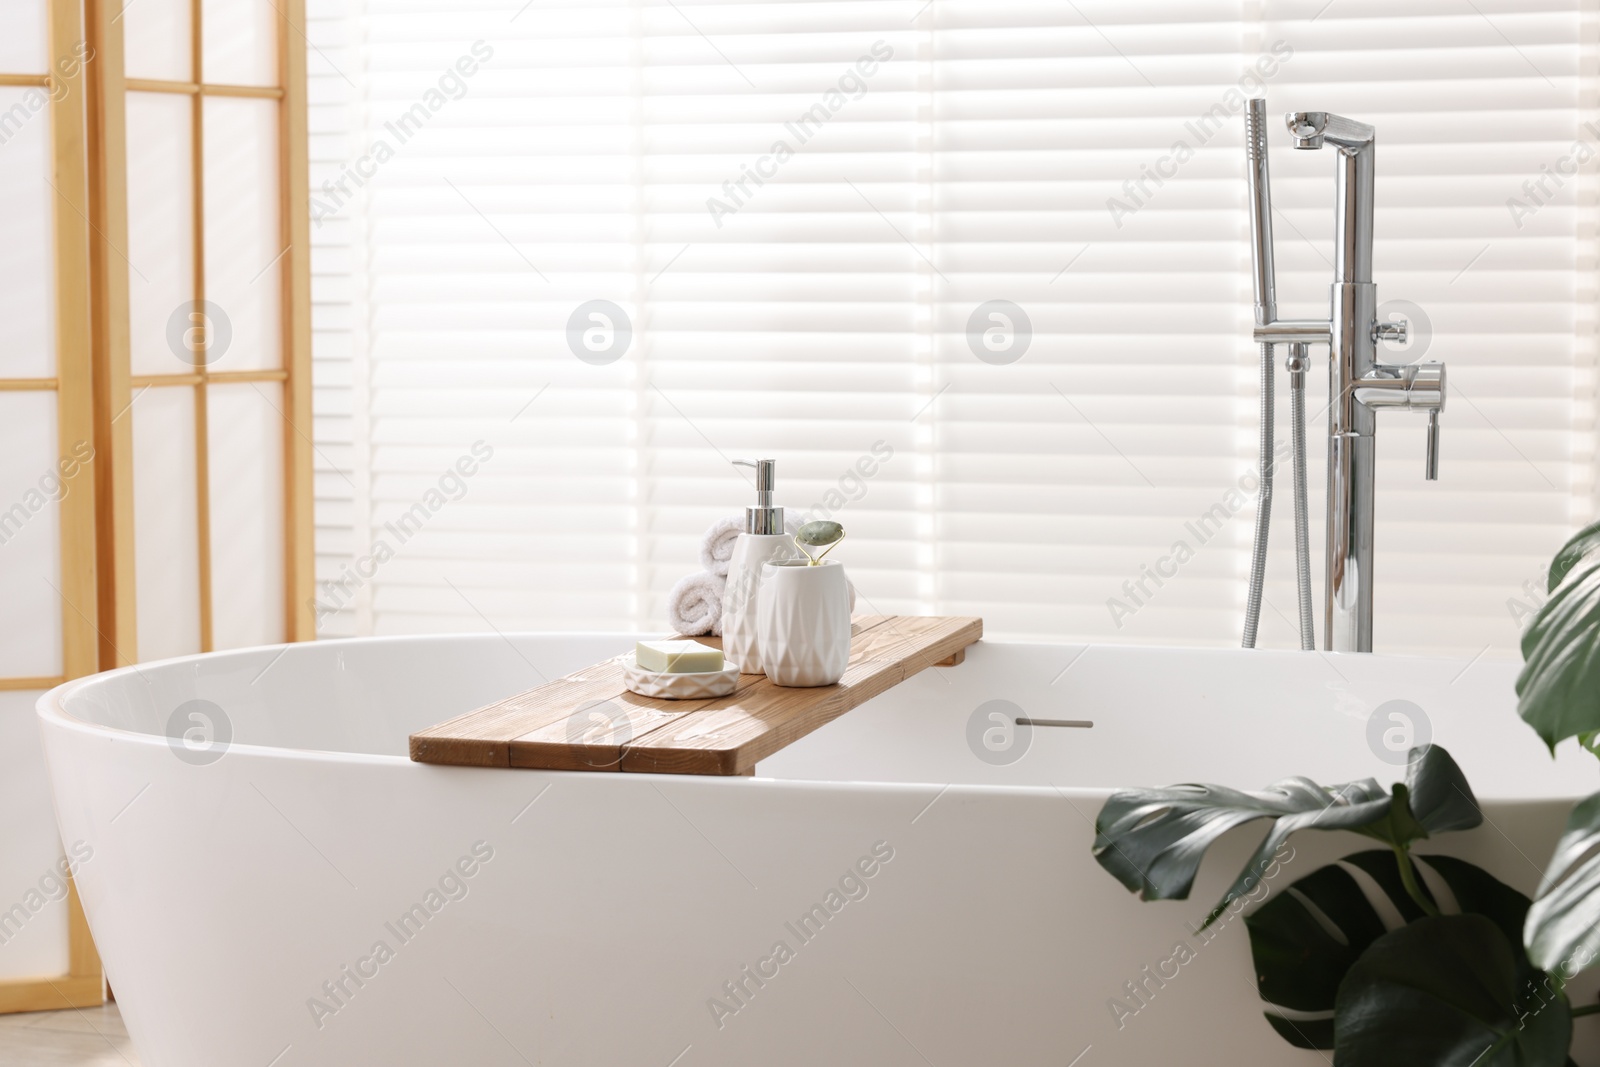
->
xmin=756 ymin=560 xmax=851 ymax=687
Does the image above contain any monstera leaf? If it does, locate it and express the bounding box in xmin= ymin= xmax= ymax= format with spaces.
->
xmin=1526 ymin=790 xmax=1600 ymax=974
xmin=1334 ymin=915 xmax=1570 ymax=1067
xmin=1247 ymin=851 xmax=1533 ymax=1050
xmin=1093 ymin=745 xmax=1480 ymax=925
xmin=1549 ymin=521 xmax=1600 ymax=591
xmin=1518 ymin=519 xmax=1600 ymax=750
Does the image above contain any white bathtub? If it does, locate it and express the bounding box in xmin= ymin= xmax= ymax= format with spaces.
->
xmin=36 ymin=635 xmax=1600 ymax=1066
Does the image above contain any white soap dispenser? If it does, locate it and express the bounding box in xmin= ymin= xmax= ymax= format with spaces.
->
xmin=722 ymin=458 xmax=801 ymax=674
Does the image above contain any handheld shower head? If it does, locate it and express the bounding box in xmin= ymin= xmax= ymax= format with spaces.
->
xmin=1245 ymin=99 xmax=1276 ymax=322
xmin=1245 ymin=97 xmax=1272 ymax=165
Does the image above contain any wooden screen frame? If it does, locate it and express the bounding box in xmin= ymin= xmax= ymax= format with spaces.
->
xmin=0 ymin=0 xmax=106 ymax=1014
xmin=0 ymin=0 xmax=314 ymax=1015
xmin=89 ymin=0 xmax=316 ymax=662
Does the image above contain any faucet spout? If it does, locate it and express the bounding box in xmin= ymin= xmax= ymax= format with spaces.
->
xmin=1287 ymin=111 xmax=1326 ymax=149
xmin=1286 ymin=111 xmax=1375 ymax=154
xmin=1287 ymin=110 xmax=1376 ymax=283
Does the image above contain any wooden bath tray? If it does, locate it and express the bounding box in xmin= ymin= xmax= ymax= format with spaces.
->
xmin=409 ymin=615 xmax=982 ymax=776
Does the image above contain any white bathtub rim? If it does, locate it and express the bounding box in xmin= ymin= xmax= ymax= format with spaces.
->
xmin=35 ymin=632 xmax=642 ymax=768
xmin=31 ymin=628 xmax=1234 ymax=761
xmin=34 ymin=631 xmax=1563 ymax=803
xmin=34 ymin=708 xmax=1124 ymax=814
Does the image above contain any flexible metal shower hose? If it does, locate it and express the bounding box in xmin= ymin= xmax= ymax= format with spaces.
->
xmin=1241 ymin=341 xmax=1274 ymax=648
xmin=1289 ymin=347 xmax=1314 ymax=649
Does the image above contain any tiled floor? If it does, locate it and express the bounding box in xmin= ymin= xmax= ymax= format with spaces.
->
xmin=0 ymin=1003 xmax=141 ymax=1065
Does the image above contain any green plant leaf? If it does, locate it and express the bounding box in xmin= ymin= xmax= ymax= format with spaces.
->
xmin=1092 ymin=775 xmax=1385 ymax=903
xmin=1422 ymin=854 xmax=1537 ymax=960
xmin=1548 ymin=520 xmax=1600 ymax=591
xmin=1246 ymin=851 xmax=1529 ymax=1050
xmin=1526 ymin=790 xmax=1600 ymax=974
xmin=1380 ymin=748 xmax=1483 ymax=839
xmin=1093 ymin=745 xmax=1481 ymax=926
xmin=1247 ymin=857 xmax=1395 ymax=1049
xmin=1333 ymin=914 xmax=1570 ymax=1067
xmin=1342 ymin=784 xmax=1428 ymax=851
xmin=1517 ymin=520 xmax=1600 ymax=750
xmin=1578 ymin=731 xmax=1600 ymax=760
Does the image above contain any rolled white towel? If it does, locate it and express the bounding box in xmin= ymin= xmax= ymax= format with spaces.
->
xmin=697 ymin=513 xmax=853 ymax=614
xmin=698 ymin=517 xmax=743 ymax=577
xmin=668 ymin=571 xmax=725 ymax=637
xmin=700 ymin=515 xmax=807 ymax=577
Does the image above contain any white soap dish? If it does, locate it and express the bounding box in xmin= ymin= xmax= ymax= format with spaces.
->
xmin=621 ymin=654 xmax=738 ymax=700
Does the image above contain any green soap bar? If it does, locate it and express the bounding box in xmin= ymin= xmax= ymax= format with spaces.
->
xmin=635 ymin=639 xmax=724 ymax=674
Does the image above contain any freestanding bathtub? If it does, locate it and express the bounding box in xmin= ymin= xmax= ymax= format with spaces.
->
xmin=37 ymin=635 xmax=1600 ymax=1066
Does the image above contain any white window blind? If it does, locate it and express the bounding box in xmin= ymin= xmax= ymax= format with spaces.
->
xmin=307 ymin=0 xmax=1597 ymax=656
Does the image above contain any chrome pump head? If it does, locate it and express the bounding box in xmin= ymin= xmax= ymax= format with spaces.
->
xmin=733 ymin=458 xmax=784 ymax=534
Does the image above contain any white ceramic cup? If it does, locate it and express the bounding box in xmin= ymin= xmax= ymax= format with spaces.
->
xmin=755 ymin=559 xmax=851 ymax=687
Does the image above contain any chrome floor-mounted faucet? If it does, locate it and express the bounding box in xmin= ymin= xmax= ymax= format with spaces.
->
xmin=1242 ymin=100 xmax=1445 ymax=653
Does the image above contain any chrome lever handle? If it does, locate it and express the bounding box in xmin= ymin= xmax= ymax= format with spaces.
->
xmin=1352 ymin=358 xmax=1445 ymax=481
xmin=1425 ymin=409 xmax=1440 ymax=481
xmin=1354 ymin=360 xmax=1444 ymax=410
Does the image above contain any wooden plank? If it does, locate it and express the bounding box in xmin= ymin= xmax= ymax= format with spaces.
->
xmin=413 ymin=619 xmax=889 ymax=768
xmin=86 ymin=0 xmax=139 ymax=668
xmin=123 ymin=77 xmax=198 ymax=94
xmin=410 ymin=654 xmax=640 ymax=767
xmin=502 ymin=620 xmax=896 ymax=771
xmin=506 ymin=665 xmax=771 ymax=772
xmin=125 ymin=77 xmax=285 ymax=99
xmin=409 ymin=616 xmax=980 ymax=776
xmin=621 ymin=616 xmax=981 ymax=776
xmin=54 ymin=0 xmax=106 ymax=1005
xmin=130 ymin=370 xmax=287 ymax=388
xmin=213 ymin=368 xmax=289 ymax=384
xmin=0 ymin=975 xmax=104 ymax=1014
xmin=51 ymin=0 xmax=99 ymax=685
xmin=279 ymin=0 xmax=316 ymax=642
xmin=0 ymin=677 xmax=66 ymax=692
xmin=189 ymin=0 xmax=212 ymax=654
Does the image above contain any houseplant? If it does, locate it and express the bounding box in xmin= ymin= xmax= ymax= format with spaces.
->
xmin=1092 ymin=518 xmax=1600 ymax=1065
